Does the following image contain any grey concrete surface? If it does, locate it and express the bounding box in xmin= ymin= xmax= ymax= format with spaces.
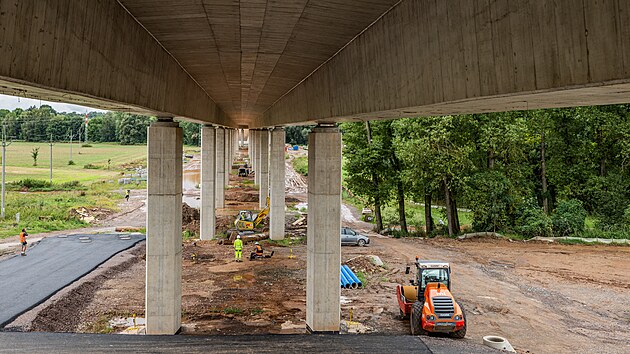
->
xmin=200 ymin=125 xmax=217 ymax=241
xmin=0 ymin=233 xmax=145 ymax=327
xmin=0 ymin=332 xmax=499 ymax=353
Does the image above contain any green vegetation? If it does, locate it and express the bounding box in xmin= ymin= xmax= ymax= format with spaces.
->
xmin=355 ymin=271 xmax=367 ymax=287
xmin=341 ymin=105 xmax=630 ymax=239
xmin=250 ymin=307 xmax=264 ymax=315
xmin=268 ymin=236 xmax=305 ymax=247
xmin=0 ymin=141 xmax=146 ymax=184
xmin=182 ymin=230 xmax=196 ymax=241
xmin=292 ymin=156 xmax=308 ymax=176
xmin=85 ymin=315 xmax=114 ymax=334
xmin=0 ymin=181 xmax=121 ymax=239
xmin=223 ymin=307 xmax=243 ymax=315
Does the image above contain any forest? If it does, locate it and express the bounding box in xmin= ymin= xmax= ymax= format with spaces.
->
xmin=341 ymin=105 xmax=630 ymax=239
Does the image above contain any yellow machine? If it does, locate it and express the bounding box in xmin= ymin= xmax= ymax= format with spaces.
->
xmin=234 ymin=197 xmax=270 ymax=232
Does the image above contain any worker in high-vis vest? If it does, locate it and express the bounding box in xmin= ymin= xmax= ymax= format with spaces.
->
xmin=233 ymin=235 xmax=243 ymax=262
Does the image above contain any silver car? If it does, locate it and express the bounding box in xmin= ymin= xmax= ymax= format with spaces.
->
xmin=341 ymin=227 xmax=370 ymax=246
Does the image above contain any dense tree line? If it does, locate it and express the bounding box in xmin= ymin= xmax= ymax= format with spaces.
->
xmin=0 ymin=106 xmax=155 ymax=145
xmin=341 ymin=105 xmax=630 ymax=238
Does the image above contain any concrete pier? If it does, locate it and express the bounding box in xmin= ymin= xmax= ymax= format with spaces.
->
xmin=200 ymin=125 xmax=216 ymax=240
xmin=269 ymin=127 xmax=286 ymax=240
xmin=146 ymin=118 xmax=182 ymax=335
xmin=215 ymin=127 xmax=225 ymax=208
xmin=255 ymin=130 xmax=261 ymax=186
xmin=224 ymin=129 xmax=230 ymax=187
xmin=306 ymin=125 xmax=342 ymax=333
xmin=259 ymin=129 xmax=270 ymax=209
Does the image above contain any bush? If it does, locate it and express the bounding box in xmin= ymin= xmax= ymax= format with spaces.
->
xmin=466 ymin=171 xmax=514 ymax=232
xmin=68 ymin=160 xmax=75 ymax=165
xmin=83 ymin=163 xmax=102 ymax=169
xmin=515 ymin=199 xmax=552 ymax=238
xmin=551 ymin=199 xmax=587 ymax=236
xmin=7 ymin=179 xmax=85 ymax=192
xmin=292 ymin=156 xmax=308 ymax=176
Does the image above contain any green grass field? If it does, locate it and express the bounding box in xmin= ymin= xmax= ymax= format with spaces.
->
xmin=0 ymin=142 xmax=148 ymax=239
xmin=3 ymin=142 xmax=147 ymax=184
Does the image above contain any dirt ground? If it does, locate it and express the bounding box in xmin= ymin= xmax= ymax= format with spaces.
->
xmin=17 ymin=149 xmax=630 ymax=354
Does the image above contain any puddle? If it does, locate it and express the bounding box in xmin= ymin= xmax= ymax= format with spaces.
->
xmin=183 ymin=169 xmax=200 ymax=191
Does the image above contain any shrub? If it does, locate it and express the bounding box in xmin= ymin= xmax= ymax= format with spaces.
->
xmin=83 ymin=163 xmax=102 ymax=169
xmin=68 ymin=160 xmax=75 ymax=165
xmin=515 ymin=199 xmax=552 ymax=238
xmin=552 ymin=199 xmax=587 ymax=236
xmin=292 ymin=156 xmax=308 ymax=176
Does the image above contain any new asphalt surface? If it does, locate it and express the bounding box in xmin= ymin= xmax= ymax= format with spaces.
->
xmin=0 ymin=332 xmax=499 ymax=353
xmin=0 ymin=233 xmax=145 ymax=327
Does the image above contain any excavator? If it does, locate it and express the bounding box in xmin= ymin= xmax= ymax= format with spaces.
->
xmin=233 ymin=196 xmax=270 ymax=234
xmin=396 ymin=258 xmax=467 ymax=338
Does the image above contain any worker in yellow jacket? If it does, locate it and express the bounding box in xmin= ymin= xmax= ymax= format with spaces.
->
xmin=234 ymin=235 xmax=243 ymax=262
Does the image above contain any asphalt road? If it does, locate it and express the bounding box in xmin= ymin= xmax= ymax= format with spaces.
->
xmin=0 ymin=332 xmax=498 ymax=353
xmin=0 ymin=233 xmax=145 ymax=327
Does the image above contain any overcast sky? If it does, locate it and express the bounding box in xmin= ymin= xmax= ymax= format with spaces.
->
xmin=0 ymin=94 xmax=107 ymax=113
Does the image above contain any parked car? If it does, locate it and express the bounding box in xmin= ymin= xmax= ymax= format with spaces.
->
xmin=341 ymin=227 xmax=370 ymax=246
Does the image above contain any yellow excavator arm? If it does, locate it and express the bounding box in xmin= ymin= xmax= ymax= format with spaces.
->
xmin=253 ymin=196 xmax=270 ymax=227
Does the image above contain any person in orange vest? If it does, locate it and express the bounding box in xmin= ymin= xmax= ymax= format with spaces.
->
xmin=19 ymin=228 xmax=28 ymax=256
xmin=250 ymin=241 xmax=263 ymax=260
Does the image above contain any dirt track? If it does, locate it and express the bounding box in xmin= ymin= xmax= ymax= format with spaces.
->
xmin=13 ymin=149 xmax=630 ymax=354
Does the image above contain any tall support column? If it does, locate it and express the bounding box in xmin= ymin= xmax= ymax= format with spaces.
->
xmin=255 ymin=130 xmax=262 ymax=186
xmin=146 ymin=118 xmax=182 ymax=335
xmin=224 ymin=129 xmax=230 ymax=187
xmin=306 ymin=125 xmax=341 ymax=333
xmin=259 ymin=129 xmax=270 ymax=208
xmin=215 ymin=127 xmax=225 ymax=208
xmin=249 ymin=130 xmax=255 ymax=172
xmin=269 ymin=127 xmax=286 ymax=240
xmin=200 ymin=125 xmax=216 ymax=240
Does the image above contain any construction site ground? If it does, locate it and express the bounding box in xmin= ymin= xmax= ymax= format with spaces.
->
xmin=2 ymin=149 xmax=628 ymax=354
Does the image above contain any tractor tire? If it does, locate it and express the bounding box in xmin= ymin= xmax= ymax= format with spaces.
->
xmin=409 ymin=301 xmax=427 ymax=335
xmin=450 ymin=303 xmax=467 ymax=339
xmin=358 ymin=239 xmax=366 ymax=247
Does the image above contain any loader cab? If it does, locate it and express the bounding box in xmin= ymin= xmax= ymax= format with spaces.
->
xmin=407 ymin=260 xmax=451 ymax=293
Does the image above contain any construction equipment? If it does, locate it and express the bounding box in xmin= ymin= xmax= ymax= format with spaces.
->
xmin=238 ymin=163 xmax=250 ymax=177
xmin=396 ymin=258 xmax=466 ymax=338
xmin=233 ymin=196 xmax=269 ymax=233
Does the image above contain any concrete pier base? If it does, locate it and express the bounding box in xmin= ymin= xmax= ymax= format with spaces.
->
xmin=146 ymin=119 xmax=182 ymax=335
xmin=269 ymin=128 xmax=286 ymax=240
xmin=215 ymin=127 xmax=225 ymax=208
xmin=306 ymin=125 xmax=342 ymax=333
xmin=200 ymin=125 xmax=216 ymax=240
xmin=259 ymin=129 xmax=269 ymax=209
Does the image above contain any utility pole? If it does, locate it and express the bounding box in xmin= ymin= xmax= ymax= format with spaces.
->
xmin=84 ymin=113 xmax=89 ymax=143
xmin=69 ymin=128 xmax=73 ymax=162
xmin=49 ymin=134 xmax=54 ymax=183
xmin=1 ymin=126 xmax=12 ymax=218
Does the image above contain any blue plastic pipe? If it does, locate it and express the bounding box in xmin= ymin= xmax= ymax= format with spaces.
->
xmin=341 ymin=272 xmax=352 ymax=289
xmin=341 ymin=265 xmax=359 ymax=289
xmin=343 ymin=265 xmax=363 ymax=288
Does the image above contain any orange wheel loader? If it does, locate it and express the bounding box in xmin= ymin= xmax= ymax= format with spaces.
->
xmin=396 ymin=259 xmax=467 ymax=338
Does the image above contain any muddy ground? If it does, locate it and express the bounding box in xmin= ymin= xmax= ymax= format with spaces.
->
xmin=14 ymin=149 xmax=630 ymax=354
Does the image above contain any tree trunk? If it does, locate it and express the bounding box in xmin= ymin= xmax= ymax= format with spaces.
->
xmin=541 ymin=130 xmax=549 ymax=214
xmin=424 ymin=192 xmax=434 ymax=235
xmin=374 ymin=196 xmax=383 ymax=233
xmin=395 ymin=180 xmax=407 ymax=234
xmin=600 ymin=158 xmax=606 ymax=177
xmin=364 ymin=121 xmax=383 ymax=232
xmin=488 ymin=150 xmax=495 ymax=169
xmin=451 ymin=194 xmax=460 ymax=232
xmin=444 ymin=177 xmax=457 ymax=237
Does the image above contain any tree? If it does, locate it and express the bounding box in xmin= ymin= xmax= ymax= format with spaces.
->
xmin=31 ymin=147 xmax=40 ymax=166
xmin=341 ymin=122 xmax=390 ymax=232
xmin=285 ymin=125 xmax=313 ymax=145
xmin=116 ymin=113 xmax=153 ymax=145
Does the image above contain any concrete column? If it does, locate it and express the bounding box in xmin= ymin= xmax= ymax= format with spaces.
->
xmin=224 ymin=129 xmax=230 ymax=187
xmin=306 ymin=125 xmax=342 ymax=333
xmin=200 ymin=125 xmax=216 ymax=240
xmin=238 ymin=128 xmax=243 ymax=148
xmin=146 ymin=118 xmax=182 ymax=335
xmin=255 ymin=130 xmax=261 ymax=186
xmin=259 ymin=129 xmax=269 ymax=209
xmin=269 ymin=127 xmax=286 ymax=240
xmin=215 ymin=127 xmax=225 ymax=208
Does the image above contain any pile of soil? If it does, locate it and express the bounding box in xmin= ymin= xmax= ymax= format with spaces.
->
xmin=182 ymin=203 xmax=200 ymax=233
xmin=69 ymin=207 xmax=114 ymax=223
xmin=345 ymin=255 xmax=384 ymax=274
